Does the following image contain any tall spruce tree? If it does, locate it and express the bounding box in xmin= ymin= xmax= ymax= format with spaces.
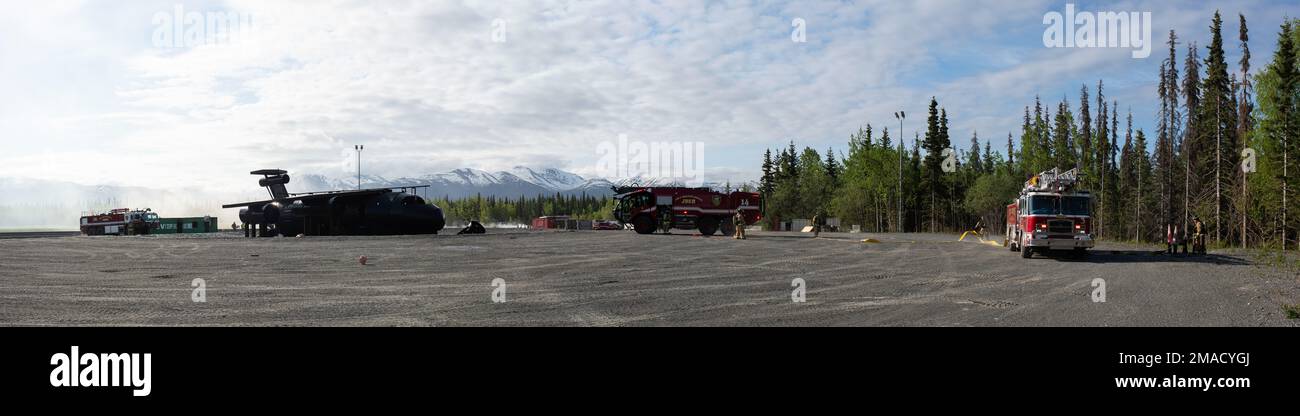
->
xmin=968 ymin=131 xmax=984 ymax=174
xmin=1135 ymin=128 xmax=1152 ymax=241
xmin=1183 ymin=41 xmax=1202 ymax=198
xmin=1079 ymin=84 xmax=1094 ymax=187
xmin=983 ymin=140 xmax=995 ymax=175
xmin=761 ymin=149 xmax=775 ymax=197
xmin=1119 ymin=110 xmax=1136 ymax=239
xmin=1096 ymin=81 xmax=1109 ymax=236
xmin=1157 ymin=59 xmax=1177 ymax=232
xmin=1054 ymin=99 xmax=1076 ymax=170
xmin=1201 ymin=11 xmax=1240 ymax=244
xmin=1165 ymin=30 xmax=1186 ymax=232
xmin=825 ymin=147 xmax=840 ymax=188
xmin=1006 ymin=132 xmax=1016 ymax=175
xmin=1238 ymin=13 xmax=1253 ymax=247
xmin=1019 ymin=105 xmax=1035 ymax=176
xmin=920 ymin=98 xmax=950 ymax=232
xmin=1260 ymin=22 xmax=1297 ymax=247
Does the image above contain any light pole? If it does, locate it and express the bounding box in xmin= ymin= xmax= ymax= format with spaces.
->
xmin=895 ymin=111 xmax=905 ymax=233
xmin=355 ymin=144 xmax=364 ymax=190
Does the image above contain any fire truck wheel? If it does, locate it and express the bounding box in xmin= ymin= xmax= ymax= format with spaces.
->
xmin=697 ymin=217 xmax=719 ymax=236
xmin=719 ymin=220 xmax=735 ymax=236
xmin=1020 ymin=246 xmax=1032 ymax=258
xmin=632 ymin=216 xmax=656 ymax=234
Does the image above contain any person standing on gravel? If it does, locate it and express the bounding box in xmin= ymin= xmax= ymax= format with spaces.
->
xmin=811 ymin=212 xmax=823 ymax=238
xmin=1166 ymin=223 xmax=1176 ymax=253
xmin=1191 ymin=216 xmax=1206 ymax=254
xmin=733 ymin=211 xmax=746 ymax=240
xmin=1166 ymin=223 xmax=1187 ymax=254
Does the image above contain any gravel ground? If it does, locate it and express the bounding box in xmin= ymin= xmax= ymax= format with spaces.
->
xmin=0 ymin=230 xmax=1296 ymax=326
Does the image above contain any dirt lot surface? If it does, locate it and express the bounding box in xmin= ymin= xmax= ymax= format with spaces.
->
xmin=1 ymin=230 xmax=1297 ymax=326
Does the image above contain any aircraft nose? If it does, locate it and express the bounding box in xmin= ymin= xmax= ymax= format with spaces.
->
xmin=430 ymin=206 xmax=445 ymax=232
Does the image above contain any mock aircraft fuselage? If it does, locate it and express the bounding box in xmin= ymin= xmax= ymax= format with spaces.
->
xmin=223 ymin=170 xmax=445 ymax=237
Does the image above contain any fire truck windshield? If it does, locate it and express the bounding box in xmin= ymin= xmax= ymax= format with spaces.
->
xmin=1061 ymin=196 xmax=1089 ymax=215
xmin=618 ymin=193 xmax=651 ymax=211
xmin=1028 ymin=195 xmax=1090 ymax=216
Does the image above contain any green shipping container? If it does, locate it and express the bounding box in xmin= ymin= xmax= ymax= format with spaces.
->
xmin=157 ymin=217 xmax=219 ymax=234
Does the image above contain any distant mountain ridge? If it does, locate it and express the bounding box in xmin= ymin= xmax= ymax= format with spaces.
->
xmin=295 ymin=166 xmax=617 ymax=199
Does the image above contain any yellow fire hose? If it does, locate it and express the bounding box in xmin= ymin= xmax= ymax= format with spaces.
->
xmin=958 ymin=230 xmax=1004 ymax=247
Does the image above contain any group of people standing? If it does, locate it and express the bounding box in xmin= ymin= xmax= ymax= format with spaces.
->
xmin=1166 ymin=217 xmax=1207 ymax=255
xmin=731 ymin=210 xmax=829 ymax=240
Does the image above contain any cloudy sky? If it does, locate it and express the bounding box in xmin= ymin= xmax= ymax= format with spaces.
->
xmin=1 ymin=0 xmax=1294 ymax=195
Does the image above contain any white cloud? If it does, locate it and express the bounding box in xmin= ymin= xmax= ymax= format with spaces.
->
xmin=0 ymin=0 xmax=1288 ymax=199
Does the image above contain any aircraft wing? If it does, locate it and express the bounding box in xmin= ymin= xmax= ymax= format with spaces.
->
xmin=222 ymin=199 xmax=275 ymax=209
xmin=222 ymin=189 xmax=392 ymax=209
xmin=288 ymin=189 xmax=392 ymax=199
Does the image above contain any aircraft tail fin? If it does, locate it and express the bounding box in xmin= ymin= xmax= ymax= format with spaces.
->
xmin=252 ymin=169 xmax=291 ymax=199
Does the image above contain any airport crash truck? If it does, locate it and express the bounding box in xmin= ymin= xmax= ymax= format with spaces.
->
xmin=1004 ymin=168 xmax=1094 ymax=258
xmin=80 ymin=208 xmax=160 ymax=236
xmin=613 ymin=186 xmax=762 ymax=235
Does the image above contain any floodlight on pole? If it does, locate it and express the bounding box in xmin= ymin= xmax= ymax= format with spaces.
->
xmin=895 ymin=111 xmax=905 ymax=233
xmin=355 ymin=145 xmax=364 ymax=190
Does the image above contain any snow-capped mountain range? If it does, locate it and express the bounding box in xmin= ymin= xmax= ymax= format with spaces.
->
xmin=296 ymin=166 xmax=617 ymax=199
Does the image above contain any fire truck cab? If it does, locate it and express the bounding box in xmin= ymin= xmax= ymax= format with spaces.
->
xmin=1005 ymin=168 xmax=1094 ymax=258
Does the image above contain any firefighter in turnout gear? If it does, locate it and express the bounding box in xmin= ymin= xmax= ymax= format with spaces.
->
xmin=733 ymin=211 xmax=746 ymax=240
xmin=1191 ymin=216 xmax=1206 ymax=255
xmin=811 ymin=212 xmax=823 ymax=238
xmin=657 ymin=206 xmax=673 ymax=234
xmin=1166 ymin=223 xmax=1187 ymax=254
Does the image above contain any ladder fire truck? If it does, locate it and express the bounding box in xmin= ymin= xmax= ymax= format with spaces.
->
xmin=80 ymin=208 xmax=160 ymax=236
xmin=1005 ymin=168 xmax=1094 ymax=258
xmin=612 ymin=186 xmax=761 ymax=235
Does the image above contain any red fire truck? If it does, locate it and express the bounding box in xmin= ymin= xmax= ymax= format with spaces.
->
xmin=613 ymin=187 xmax=761 ymax=235
xmin=1005 ymin=168 xmax=1094 ymax=258
xmin=80 ymin=208 xmax=160 ymax=236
